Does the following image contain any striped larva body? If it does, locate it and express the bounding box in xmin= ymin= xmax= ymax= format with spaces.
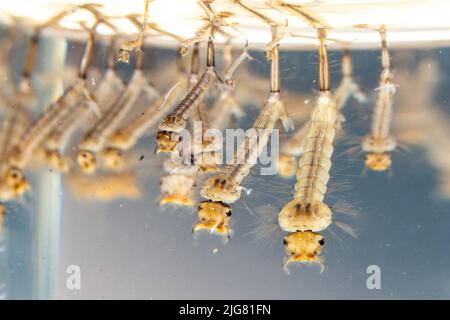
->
xmin=201 ymin=93 xmax=290 ymax=204
xmin=278 ymin=91 xmax=337 ymax=233
xmin=158 ymin=67 xmax=216 ymax=133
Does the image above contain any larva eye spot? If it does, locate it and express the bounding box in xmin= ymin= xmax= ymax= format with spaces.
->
xmin=365 ymin=152 xmax=392 ymax=171
xmin=77 ymin=151 xmax=96 ymax=173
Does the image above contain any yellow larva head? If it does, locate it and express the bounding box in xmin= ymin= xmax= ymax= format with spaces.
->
xmin=0 ymin=167 xmax=30 ymax=201
xmin=277 ymin=154 xmax=297 ymax=178
xmin=101 ymin=148 xmax=124 ymax=170
xmin=77 ymin=150 xmax=97 ymax=173
xmin=46 ymin=150 xmax=70 ymax=173
xmin=117 ymin=48 xmax=131 ymax=63
xmin=365 ymin=152 xmax=392 ymax=171
xmin=197 ymin=152 xmax=220 ymax=173
xmin=200 ymin=174 xmax=241 ymax=203
xmin=283 ymin=231 xmax=325 ymax=271
xmin=155 ymin=131 xmax=181 ymax=154
xmin=193 ymin=201 xmax=232 ymax=239
xmin=160 ymin=194 xmax=195 ymax=207
xmin=278 ymin=199 xmax=332 ymax=232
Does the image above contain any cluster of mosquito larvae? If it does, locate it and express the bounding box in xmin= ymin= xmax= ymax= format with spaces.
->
xmin=0 ymin=1 xmax=405 ymax=271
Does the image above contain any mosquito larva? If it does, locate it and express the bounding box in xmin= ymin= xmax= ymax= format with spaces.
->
xmin=278 ymin=28 xmax=336 ymax=234
xmin=196 ymin=23 xmax=292 ymax=238
xmin=0 ymin=20 xmax=104 ymax=200
xmin=0 ymin=105 xmax=31 ymax=200
xmin=362 ymin=26 xmax=396 ymax=172
xmin=155 ymin=42 xmax=205 ymax=154
xmin=43 ymin=39 xmax=123 ymax=173
xmin=158 ymin=39 xmax=217 ymax=133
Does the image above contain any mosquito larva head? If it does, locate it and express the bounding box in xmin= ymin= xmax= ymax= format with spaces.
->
xmin=101 ymin=147 xmax=124 ymax=171
xmin=362 ymin=135 xmax=397 ymax=154
xmin=76 ymin=150 xmax=97 ymax=173
xmin=364 ymin=152 xmax=392 ymax=171
xmin=277 ymin=154 xmax=297 ymax=178
xmin=193 ymin=200 xmax=232 ymax=239
xmin=159 ymin=115 xmax=187 ymax=132
xmin=278 ymin=199 xmax=332 ymax=233
xmin=0 ymin=167 xmax=30 ymax=201
xmin=282 ymin=231 xmax=325 ymax=272
xmin=117 ymin=48 xmax=132 ymax=63
xmin=200 ymin=174 xmax=241 ymax=203
xmin=155 ymin=131 xmax=181 ymax=154
xmin=46 ymin=150 xmax=70 ymax=173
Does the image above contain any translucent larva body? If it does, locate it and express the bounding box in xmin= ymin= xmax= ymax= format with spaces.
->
xmin=7 ymin=79 xmax=88 ymax=169
xmin=362 ymin=27 xmax=396 ymax=171
xmin=278 ymin=91 xmax=336 ymax=233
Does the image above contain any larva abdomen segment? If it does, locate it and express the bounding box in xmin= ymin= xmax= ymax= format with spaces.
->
xmin=159 ymin=68 xmax=216 ymax=132
xmin=293 ymin=93 xmax=336 ymax=203
xmin=9 ymin=82 xmax=82 ymax=167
